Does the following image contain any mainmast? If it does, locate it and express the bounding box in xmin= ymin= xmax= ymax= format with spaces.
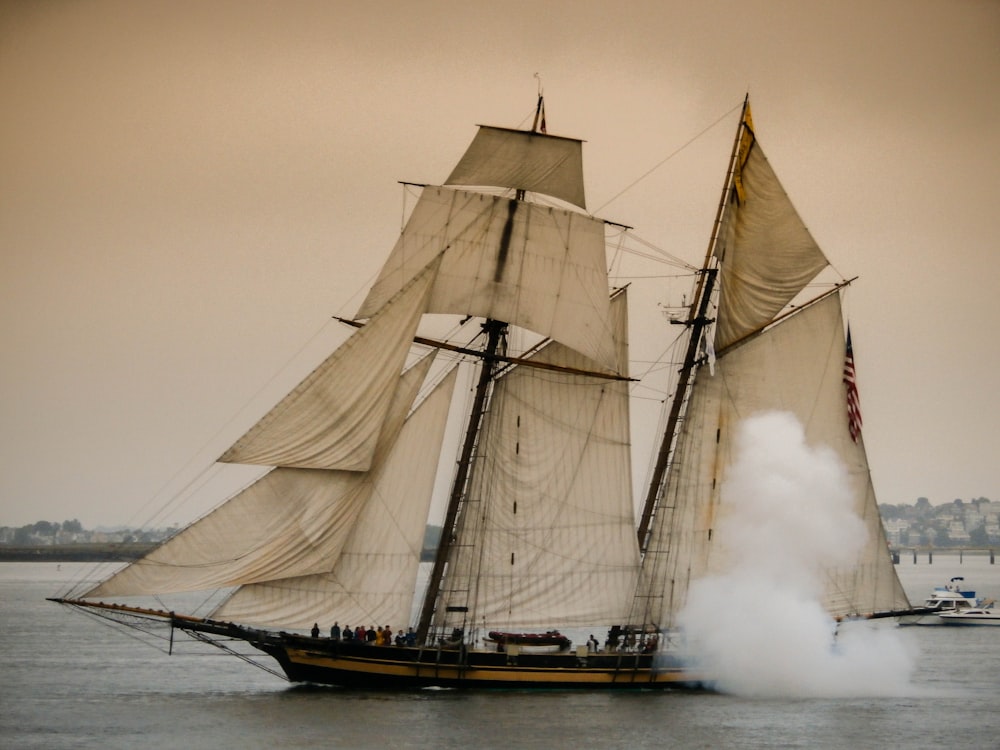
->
xmin=635 ymin=96 xmax=750 ymax=552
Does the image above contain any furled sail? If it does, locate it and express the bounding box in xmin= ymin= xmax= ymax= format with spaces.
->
xmin=638 ymin=294 xmax=909 ymax=626
xmin=445 ymin=125 xmax=586 ymax=209
xmin=83 ymin=353 xmax=437 ymax=599
xmin=713 ymin=108 xmax=829 ymax=351
xmin=211 ymin=367 xmax=458 ymax=629
xmin=434 ymin=291 xmax=638 ymax=631
xmin=356 ymin=186 xmax=617 ymax=372
xmin=218 ymin=262 xmax=436 ymax=471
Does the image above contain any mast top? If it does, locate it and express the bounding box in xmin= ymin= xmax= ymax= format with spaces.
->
xmin=531 ymin=83 xmax=546 ymax=134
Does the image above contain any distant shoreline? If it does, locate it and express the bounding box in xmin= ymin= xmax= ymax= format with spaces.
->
xmin=0 ymin=543 xmax=155 ymax=562
xmin=0 ymin=543 xmax=438 ymax=563
xmin=2 ymin=543 xmax=992 ymax=564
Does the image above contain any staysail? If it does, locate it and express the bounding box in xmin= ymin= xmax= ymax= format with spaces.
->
xmin=217 ymin=261 xmax=436 ymax=472
xmin=84 ymin=352 xmax=437 ymax=602
xmin=433 ymin=291 xmax=639 ymax=632
xmin=211 ymin=366 xmax=458 ymax=629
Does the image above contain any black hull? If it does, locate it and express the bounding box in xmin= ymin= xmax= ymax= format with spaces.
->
xmin=53 ymin=600 xmax=702 ymax=690
xmin=254 ymin=634 xmax=699 ymax=690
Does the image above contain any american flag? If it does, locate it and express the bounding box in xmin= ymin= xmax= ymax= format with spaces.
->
xmin=843 ymin=327 xmax=863 ymax=442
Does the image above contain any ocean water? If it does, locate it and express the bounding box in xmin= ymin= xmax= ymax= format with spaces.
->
xmin=2 ymin=557 xmax=1000 ymax=749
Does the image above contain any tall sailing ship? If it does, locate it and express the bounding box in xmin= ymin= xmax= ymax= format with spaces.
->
xmin=52 ymin=96 xmax=913 ymax=689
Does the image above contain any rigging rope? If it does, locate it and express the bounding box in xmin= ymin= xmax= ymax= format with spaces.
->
xmin=593 ymin=103 xmax=743 ymax=215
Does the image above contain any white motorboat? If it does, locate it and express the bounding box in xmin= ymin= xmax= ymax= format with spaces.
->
xmin=938 ymin=599 xmax=1000 ymax=626
xmin=898 ymin=577 xmax=978 ymax=626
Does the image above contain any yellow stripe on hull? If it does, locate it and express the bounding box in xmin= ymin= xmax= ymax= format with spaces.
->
xmin=282 ymin=647 xmax=694 ymax=688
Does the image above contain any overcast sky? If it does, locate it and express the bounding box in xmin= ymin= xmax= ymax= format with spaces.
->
xmin=2 ymin=0 xmax=998 ymax=528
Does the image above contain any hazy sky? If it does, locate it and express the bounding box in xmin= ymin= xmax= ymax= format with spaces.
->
xmin=2 ymin=0 xmax=998 ymax=528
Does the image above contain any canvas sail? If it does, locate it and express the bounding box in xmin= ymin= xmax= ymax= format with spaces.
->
xmin=637 ymin=294 xmax=909 ymax=627
xmin=356 ymin=186 xmax=617 ymax=372
xmin=445 ymin=125 xmax=587 ymax=209
xmin=433 ymin=291 xmax=638 ymax=632
xmin=217 ymin=262 xmax=436 ymax=471
xmin=211 ymin=367 xmax=458 ymax=629
xmin=84 ymin=354 xmax=437 ymax=599
xmin=713 ymin=109 xmax=829 ymax=351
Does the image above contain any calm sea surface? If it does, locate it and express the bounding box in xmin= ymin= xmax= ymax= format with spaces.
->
xmin=2 ymin=557 xmax=1000 ymax=749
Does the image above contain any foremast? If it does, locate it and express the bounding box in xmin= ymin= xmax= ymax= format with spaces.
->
xmin=416 ymin=94 xmax=639 ymax=644
xmin=416 ymin=317 xmax=507 ymax=642
xmin=416 ymin=94 xmax=545 ymax=643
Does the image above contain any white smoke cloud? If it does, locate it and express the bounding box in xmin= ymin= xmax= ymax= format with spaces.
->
xmin=676 ymin=411 xmax=916 ymax=697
